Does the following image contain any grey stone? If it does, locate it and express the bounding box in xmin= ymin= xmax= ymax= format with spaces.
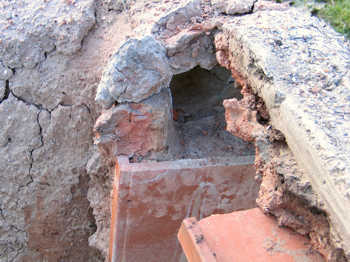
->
xmin=0 ymin=61 xmax=13 ymax=80
xmin=102 ymin=0 xmax=127 ymax=12
xmin=95 ymin=36 xmax=172 ymax=107
xmin=151 ymin=0 xmax=201 ymax=37
xmin=165 ymin=29 xmax=217 ymax=74
xmin=150 ymin=0 xmax=218 ymax=74
xmin=212 ymin=0 xmax=256 ymax=15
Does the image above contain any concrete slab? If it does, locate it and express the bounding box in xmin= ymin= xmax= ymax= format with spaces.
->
xmin=109 ymin=156 xmax=257 ymax=262
xmin=218 ymin=7 xmax=350 ymax=256
xmin=178 ymin=208 xmax=325 ymax=262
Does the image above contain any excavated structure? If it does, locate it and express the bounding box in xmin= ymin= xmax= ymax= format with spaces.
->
xmin=1 ymin=0 xmax=350 ymax=261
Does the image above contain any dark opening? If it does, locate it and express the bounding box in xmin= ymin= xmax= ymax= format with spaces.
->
xmin=170 ymin=66 xmax=255 ymax=159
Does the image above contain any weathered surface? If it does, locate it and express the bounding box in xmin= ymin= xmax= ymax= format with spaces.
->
xmin=95 ymin=0 xmax=217 ymax=108
xmin=151 ymin=0 xmax=202 ymax=38
xmin=95 ymin=36 xmax=172 ymax=108
xmin=221 ymin=74 xmax=346 ymax=260
xmin=184 ymin=208 xmax=325 ymax=262
xmin=218 ymin=7 xmax=350 ymax=258
xmin=256 ymin=142 xmax=347 ymax=261
xmin=0 ymin=95 xmax=41 ymax=262
xmin=87 ymin=152 xmax=114 ymax=259
xmin=212 ymin=0 xmax=256 ymax=15
xmin=165 ymin=28 xmax=217 ymax=74
xmin=101 ymin=0 xmax=130 ymax=12
xmin=10 ymin=55 xmax=72 ymax=110
xmin=110 ymin=156 xmax=257 ymax=262
xmin=223 ymin=97 xmax=263 ymax=142
xmin=0 ymin=0 xmax=134 ymax=260
xmin=0 ymin=0 xmax=95 ymax=69
xmin=0 ymin=99 xmax=102 ymax=261
xmin=95 ymin=89 xmax=173 ymax=159
xmin=153 ymin=1 xmax=217 ymax=74
xmin=253 ymin=0 xmax=290 ymax=12
xmin=24 ymin=105 xmax=98 ymax=261
xmin=2 ymin=0 xmax=350 ymax=261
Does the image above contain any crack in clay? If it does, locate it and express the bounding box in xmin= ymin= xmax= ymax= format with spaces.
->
xmin=0 ymin=207 xmax=5 ymax=221
xmin=10 ymin=89 xmax=50 ymax=112
xmin=250 ymin=0 xmax=258 ymax=14
xmin=27 ymin=110 xmax=45 ymax=177
xmin=0 ymin=80 xmax=10 ymax=104
xmin=17 ymin=109 xmax=46 ymax=193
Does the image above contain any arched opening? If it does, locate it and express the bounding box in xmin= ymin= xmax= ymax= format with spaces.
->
xmin=169 ymin=65 xmax=254 ymax=159
xmin=109 ymin=65 xmax=259 ymax=262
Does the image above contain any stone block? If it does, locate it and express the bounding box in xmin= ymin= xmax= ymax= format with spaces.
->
xmin=94 ymin=88 xmax=173 ymax=158
xmin=212 ymin=0 xmax=255 ymax=15
xmin=95 ymin=36 xmax=172 ymax=108
xmin=151 ymin=0 xmax=202 ymax=37
xmin=165 ymin=30 xmax=217 ymax=74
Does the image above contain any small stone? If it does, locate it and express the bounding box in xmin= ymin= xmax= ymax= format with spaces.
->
xmin=0 ymin=62 xmax=13 ymax=80
xmin=212 ymin=0 xmax=255 ymax=15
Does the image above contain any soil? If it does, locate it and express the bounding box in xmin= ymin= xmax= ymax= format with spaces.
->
xmin=170 ymin=66 xmax=255 ymax=159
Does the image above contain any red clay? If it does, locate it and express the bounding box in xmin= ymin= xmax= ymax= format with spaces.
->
xmin=110 ymin=157 xmax=257 ymax=262
xmin=179 ymin=208 xmax=325 ymax=262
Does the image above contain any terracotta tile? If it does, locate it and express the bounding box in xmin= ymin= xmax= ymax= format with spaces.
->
xmin=179 ymin=208 xmax=325 ymax=262
xmin=178 ymin=217 xmax=216 ymax=262
xmin=110 ymin=156 xmax=257 ymax=262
